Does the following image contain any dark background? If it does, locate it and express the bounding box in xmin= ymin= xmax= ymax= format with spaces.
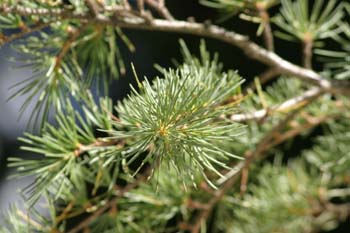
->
xmin=0 ymin=0 xmax=348 ymax=231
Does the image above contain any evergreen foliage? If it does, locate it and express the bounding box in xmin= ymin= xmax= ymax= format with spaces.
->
xmin=0 ymin=0 xmax=349 ymax=232
xmin=274 ymin=0 xmax=344 ymax=43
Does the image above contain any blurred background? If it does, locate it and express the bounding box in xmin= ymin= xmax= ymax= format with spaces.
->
xmin=0 ymin=0 xmax=349 ymax=231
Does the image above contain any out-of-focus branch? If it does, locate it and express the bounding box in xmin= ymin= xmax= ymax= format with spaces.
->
xmin=55 ymin=24 xmax=88 ymax=69
xmin=1 ymin=2 xmax=349 ymax=232
xmin=230 ymin=87 xmax=324 ymax=122
xmin=246 ymin=68 xmax=281 ymax=91
xmin=190 ymin=112 xmax=300 ymax=233
xmin=145 ymin=0 xmax=174 ymax=20
xmin=236 ymin=108 xmax=304 ymax=194
xmin=0 ymin=4 xmax=83 ymax=18
xmin=110 ymin=19 xmax=330 ymax=86
xmin=191 ymin=105 xmax=348 ymax=233
xmin=302 ymin=33 xmax=314 ymax=69
xmin=85 ymin=0 xmax=101 ymax=17
xmin=0 ymin=21 xmax=51 ymax=45
xmin=189 ymin=161 xmax=245 ymax=233
xmin=67 ymin=166 xmax=151 ymax=233
xmin=1 ymin=3 xmax=350 ymax=94
xmin=73 ymin=138 xmax=123 ymax=157
xmin=257 ymin=5 xmax=274 ymax=51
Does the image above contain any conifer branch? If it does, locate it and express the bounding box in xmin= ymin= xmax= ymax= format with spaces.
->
xmin=0 ymin=4 xmax=82 ymax=18
xmin=110 ymin=19 xmax=331 ymax=87
xmin=191 ymin=105 xmax=346 ymax=233
xmin=256 ymin=4 xmax=274 ymax=51
xmin=230 ymin=87 xmax=324 ymax=122
xmin=67 ymin=166 xmax=152 ymax=233
xmin=246 ymin=68 xmax=281 ymax=90
xmin=191 ymin=110 xmax=303 ymax=233
xmin=16 ymin=210 xmax=44 ymax=230
xmin=302 ymin=34 xmax=314 ymax=69
xmin=85 ymin=0 xmax=102 ymax=17
xmin=145 ymin=0 xmax=174 ymax=20
xmin=1 ymin=4 xmax=349 ymax=94
xmin=191 ymin=92 xmax=349 ymax=232
xmin=55 ymin=24 xmax=87 ymax=70
xmin=73 ymin=138 xmax=122 ymax=157
xmin=0 ymin=21 xmax=51 ymax=45
xmin=1 ymin=1 xmax=349 ymax=232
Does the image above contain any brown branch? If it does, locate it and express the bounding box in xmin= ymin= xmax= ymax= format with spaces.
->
xmin=191 ymin=92 xmax=330 ymax=232
xmin=97 ymin=19 xmax=348 ymax=94
xmin=190 ymin=161 xmax=246 ymax=233
xmin=230 ymin=87 xmax=324 ymax=122
xmin=269 ymin=115 xmax=338 ymax=148
xmin=73 ymin=138 xmax=122 ymax=157
xmin=191 ymin=103 xmax=349 ymax=232
xmin=0 ymin=4 xmax=84 ymax=18
xmin=137 ymin=0 xmax=145 ymax=13
xmin=324 ymin=203 xmax=350 ymax=221
xmin=122 ymin=0 xmax=131 ymax=10
xmin=145 ymin=0 xmax=174 ymax=20
xmin=302 ymin=33 xmax=314 ymax=69
xmin=191 ymin=112 xmax=296 ymax=232
xmin=85 ymin=0 xmax=101 ymax=17
xmin=310 ymin=200 xmax=350 ymax=224
xmin=260 ymin=111 xmax=301 ymax=152
xmin=246 ymin=68 xmax=281 ymax=91
xmin=1 ymin=4 xmax=349 ymax=94
xmin=17 ymin=210 xmax=44 ymax=230
xmin=110 ymin=19 xmax=329 ymax=87
xmin=67 ymin=167 xmax=151 ymax=233
xmin=0 ymin=4 xmax=327 ymax=86
xmin=257 ymin=6 xmax=274 ymax=51
xmin=0 ymin=21 xmax=51 ymax=45
xmin=55 ymin=24 xmax=87 ymax=69
xmin=192 ymin=127 xmax=305 ymax=231
xmin=55 ymin=201 xmax=76 ymax=224
xmin=239 ymin=152 xmax=252 ymax=195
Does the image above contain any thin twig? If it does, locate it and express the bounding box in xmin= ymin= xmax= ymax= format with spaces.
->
xmin=324 ymin=203 xmax=350 ymax=221
xmin=268 ymin=115 xmax=338 ymax=149
xmin=85 ymin=0 xmax=101 ymax=17
xmin=302 ymin=33 xmax=314 ymax=69
xmin=145 ymin=0 xmax=174 ymax=20
xmin=230 ymin=87 xmax=324 ymax=122
xmin=257 ymin=7 xmax=274 ymax=51
xmin=245 ymin=68 xmax=281 ymax=92
xmin=0 ymin=21 xmax=51 ymax=45
xmin=327 ymin=188 xmax=350 ymax=199
xmin=191 ymin=113 xmax=297 ymax=233
xmin=67 ymin=167 xmax=151 ymax=233
xmin=55 ymin=201 xmax=76 ymax=224
xmin=0 ymin=4 xmax=83 ymax=18
xmin=239 ymin=152 xmax=252 ymax=195
xmin=191 ymin=92 xmax=326 ymax=232
xmin=137 ymin=0 xmax=145 ymax=13
xmin=192 ymin=104 xmax=350 ymax=232
xmin=191 ymin=119 xmax=313 ymax=232
xmin=55 ymin=24 xmax=87 ymax=69
xmin=122 ymin=0 xmax=131 ymax=10
xmin=17 ymin=210 xmax=44 ymax=230
xmin=190 ymin=161 xmax=245 ymax=233
xmin=73 ymin=138 xmax=123 ymax=157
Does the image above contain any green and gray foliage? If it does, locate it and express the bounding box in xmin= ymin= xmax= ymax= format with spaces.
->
xmin=0 ymin=0 xmax=349 ymax=232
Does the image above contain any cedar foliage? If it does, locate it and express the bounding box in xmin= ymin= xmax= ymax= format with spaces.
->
xmin=0 ymin=0 xmax=349 ymax=232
